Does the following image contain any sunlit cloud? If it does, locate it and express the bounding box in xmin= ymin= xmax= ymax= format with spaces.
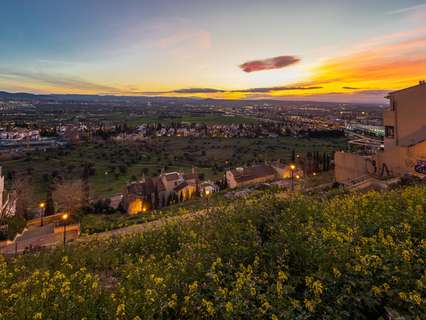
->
xmin=0 ymin=70 xmax=119 ymax=93
xmin=233 ymin=86 xmax=322 ymax=93
xmin=342 ymin=86 xmax=361 ymax=90
xmin=239 ymin=55 xmax=300 ymax=73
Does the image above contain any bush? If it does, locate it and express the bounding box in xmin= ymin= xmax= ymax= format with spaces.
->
xmin=1 ymin=185 xmax=425 ymax=319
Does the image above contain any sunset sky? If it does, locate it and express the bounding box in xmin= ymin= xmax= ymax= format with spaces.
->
xmin=1 ymin=0 xmax=426 ymax=102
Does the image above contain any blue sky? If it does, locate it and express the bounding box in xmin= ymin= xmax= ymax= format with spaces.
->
xmin=1 ymin=0 xmax=426 ymax=102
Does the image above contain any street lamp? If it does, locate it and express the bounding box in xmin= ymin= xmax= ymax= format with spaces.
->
xmin=62 ymin=213 xmax=69 ymax=246
xmin=205 ymin=189 xmax=211 ymax=203
xmin=290 ymin=164 xmax=296 ymax=192
xmin=39 ymin=202 xmax=46 ymax=226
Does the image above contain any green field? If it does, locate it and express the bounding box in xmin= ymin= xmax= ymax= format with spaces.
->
xmin=1 ymin=136 xmax=346 ymax=203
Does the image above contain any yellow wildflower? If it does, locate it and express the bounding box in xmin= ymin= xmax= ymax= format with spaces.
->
xmin=332 ymin=267 xmax=341 ymax=278
xmin=202 ymin=299 xmax=215 ymax=316
xmin=225 ymin=301 xmax=233 ymax=313
xmin=116 ymin=303 xmax=125 ymax=317
xmin=33 ymin=312 xmax=43 ymax=320
xmin=304 ymin=298 xmax=315 ymax=312
xmin=402 ymin=250 xmax=411 ymax=262
xmin=409 ymin=291 xmax=422 ymax=305
xmin=371 ymin=286 xmax=381 ymax=296
xmin=278 ymin=271 xmax=288 ymax=282
xmin=189 ymin=281 xmax=198 ymax=292
xmin=312 ymin=280 xmax=324 ymax=296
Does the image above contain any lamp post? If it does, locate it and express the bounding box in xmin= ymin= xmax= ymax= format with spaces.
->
xmin=290 ymin=164 xmax=296 ymax=192
xmin=62 ymin=213 xmax=69 ymax=246
xmin=39 ymin=202 xmax=46 ymax=226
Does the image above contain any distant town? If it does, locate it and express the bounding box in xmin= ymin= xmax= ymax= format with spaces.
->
xmin=3 ymin=80 xmax=425 ymax=254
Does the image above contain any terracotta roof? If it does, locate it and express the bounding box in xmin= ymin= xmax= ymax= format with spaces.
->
xmin=126 ymin=177 xmax=165 ymax=196
xmin=174 ymin=181 xmax=189 ymax=192
xmin=231 ymin=165 xmax=276 ymax=183
xmin=165 ymin=172 xmax=180 ymax=181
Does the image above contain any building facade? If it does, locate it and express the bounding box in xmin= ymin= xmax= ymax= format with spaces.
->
xmin=0 ymin=167 xmax=16 ymax=219
xmin=335 ymin=81 xmax=426 ymax=185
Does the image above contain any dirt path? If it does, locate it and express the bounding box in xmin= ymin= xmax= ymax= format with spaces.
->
xmin=77 ymin=208 xmax=211 ymax=243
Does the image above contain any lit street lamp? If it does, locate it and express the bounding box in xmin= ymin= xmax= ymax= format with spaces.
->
xmin=204 ymin=189 xmax=211 ymax=203
xmin=39 ymin=202 xmax=46 ymax=226
xmin=290 ymin=164 xmax=296 ymax=192
xmin=62 ymin=213 xmax=69 ymax=246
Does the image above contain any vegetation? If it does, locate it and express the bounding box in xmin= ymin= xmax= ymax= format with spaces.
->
xmin=1 ymin=136 xmax=346 ymax=202
xmin=1 ymin=184 xmax=425 ymax=319
xmin=81 ymin=193 xmax=229 ymax=234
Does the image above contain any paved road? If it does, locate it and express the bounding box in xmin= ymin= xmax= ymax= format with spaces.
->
xmin=1 ymin=207 xmax=215 ymax=255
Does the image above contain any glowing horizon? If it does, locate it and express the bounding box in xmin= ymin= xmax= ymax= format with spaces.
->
xmin=1 ymin=0 xmax=426 ymax=103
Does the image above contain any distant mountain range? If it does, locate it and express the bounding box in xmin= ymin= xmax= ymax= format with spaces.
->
xmin=0 ymin=90 xmax=384 ymax=107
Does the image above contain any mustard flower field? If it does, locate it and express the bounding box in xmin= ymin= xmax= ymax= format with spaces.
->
xmin=1 ymin=186 xmax=425 ymax=319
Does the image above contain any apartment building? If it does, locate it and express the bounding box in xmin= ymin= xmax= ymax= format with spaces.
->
xmin=335 ymin=81 xmax=426 ymax=185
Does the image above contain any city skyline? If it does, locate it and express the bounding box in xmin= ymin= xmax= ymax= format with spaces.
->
xmin=1 ymin=0 xmax=426 ymax=102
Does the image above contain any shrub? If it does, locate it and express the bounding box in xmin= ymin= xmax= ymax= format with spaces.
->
xmin=1 ymin=185 xmax=425 ymax=319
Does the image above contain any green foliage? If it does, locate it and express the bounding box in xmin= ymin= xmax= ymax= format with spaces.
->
xmin=0 ymin=215 xmax=26 ymax=241
xmin=1 ymin=185 xmax=425 ymax=319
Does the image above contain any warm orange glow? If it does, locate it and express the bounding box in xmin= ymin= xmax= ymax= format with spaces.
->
xmin=128 ymin=199 xmax=143 ymax=215
xmin=39 ymin=202 xmax=46 ymax=209
xmin=62 ymin=213 xmax=69 ymax=220
xmin=290 ymin=164 xmax=296 ymax=171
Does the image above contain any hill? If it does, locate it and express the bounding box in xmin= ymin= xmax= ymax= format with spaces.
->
xmin=1 ymin=186 xmax=425 ymax=319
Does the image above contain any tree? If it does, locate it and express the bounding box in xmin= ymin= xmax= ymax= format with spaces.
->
xmin=81 ymin=164 xmax=91 ymax=209
xmin=12 ymin=176 xmax=34 ymax=220
xmin=154 ymin=185 xmax=160 ymax=209
xmin=53 ymin=180 xmax=84 ymax=214
xmin=45 ymin=186 xmax=55 ymax=216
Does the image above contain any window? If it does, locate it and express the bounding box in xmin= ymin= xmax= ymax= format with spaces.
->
xmin=385 ymin=126 xmax=395 ymax=138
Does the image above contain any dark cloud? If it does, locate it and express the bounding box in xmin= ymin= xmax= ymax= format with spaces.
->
xmin=342 ymin=86 xmax=361 ymax=90
xmin=173 ymin=88 xmax=225 ymax=94
xmin=142 ymin=86 xmax=322 ymax=95
xmin=141 ymin=88 xmax=225 ymax=95
xmin=233 ymin=86 xmax=322 ymax=93
xmin=239 ymin=55 xmax=300 ymax=72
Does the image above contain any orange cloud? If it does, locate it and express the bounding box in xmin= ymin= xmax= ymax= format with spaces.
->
xmin=304 ymin=32 xmax=426 ymax=97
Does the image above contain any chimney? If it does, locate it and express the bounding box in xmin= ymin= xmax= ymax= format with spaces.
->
xmin=420 ymin=80 xmax=426 ymax=85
